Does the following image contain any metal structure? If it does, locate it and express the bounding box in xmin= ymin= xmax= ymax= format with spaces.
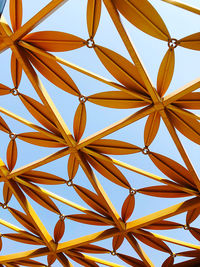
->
xmin=0 ymin=0 xmax=199 ymax=266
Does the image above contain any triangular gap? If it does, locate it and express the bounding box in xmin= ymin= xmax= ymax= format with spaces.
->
xmin=33 ymin=0 xmax=88 ymax=39
xmin=15 ymin=134 xmax=63 ymax=171
xmin=62 ymin=217 xmax=109 ymax=244
xmin=14 ymin=68 xmax=43 ymax=102
xmin=95 ymin=2 xmax=135 ymax=62
xmin=55 ymin=46 xmax=122 ymax=92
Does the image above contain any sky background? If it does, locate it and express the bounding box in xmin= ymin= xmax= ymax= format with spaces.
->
xmin=0 ymin=0 xmax=200 ymax=266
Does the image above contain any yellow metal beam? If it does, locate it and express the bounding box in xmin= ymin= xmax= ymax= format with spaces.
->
xmin=7 ymin=148 xmax=70 ymax=179
xmin=0 ymin=247 xmax=50 ymax=264
xmin=163 ymin=77 xmax=200 ymax=106
xmin=162 ymin=0 xmax=200 ymax=15
xmin=126 ymin=197 xmax=200 ymax=232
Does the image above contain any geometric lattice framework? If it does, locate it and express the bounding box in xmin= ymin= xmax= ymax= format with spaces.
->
xmin=0 ymin=0 xmax=200 ymax=266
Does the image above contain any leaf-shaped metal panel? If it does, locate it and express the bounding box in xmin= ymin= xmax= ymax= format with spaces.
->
xmin=167 ymin=108 xmax=200 ymax=145
xmin=121 ymin=194 xmax=135 ymax=222
xmin=94 ymin=45 xmax=147 ymax=94
xmin=68 ymin=153 xmax=79 ymax=180
xmin=138 ymin=185 xmax=190 ymax=198
xmin=143 ymin=220 xmax=182 ymax=230
xmin=162 ymin=256 xmax=174 ymax=267
xmin=11 ymin=52 xmax=22 ymax=88
xmin=66 ymin=214 xmax=108 ymax=225
xmin=19 ymin=183 xmax=60 ymax=214
xmin=87 ymin=0 xmax=101 ymax=38
xmin=178 ymin=249 xmax=200 ymax=257
xmin=133 ymin=230 xmax=172 ymax=253
xmin=112 ymin=0 xmax=170 ymax=40
xmin=7 ymin=139 xmax=17 ymax=171
xmin=19 ymin=94 xmax=60 ymax=136
xmin=8 ymin=207 xmax=38 ymax=235
xmin=0 ymin=84 xmax=11 ymax=96
xmin=74 ymin=244 xmax=109 ymax=254
xmin=88 ymin=90 xmax=148 ymax=109
xmin=19 ymin=170 xmax=66 ymax=185
xmin=68 ymin=253 xmax=99 ymax=267
xmin=47 ymin=255 xmax=57 ymax=266
xmin=73 ymin=103 xmax=86 ymax=141
xmin=18 ymin=132 xmax=65 ymax=147
xmin=179 ymin=32 xmax=200 ymax=51
xmin=157 ymin=48 xmax=175 ymax=97
xmin=25 ymin=50 xmax=80 ymax=96
xmin=190 ymin=227 xmax=200 ymax=242
xmin=149 ymin=152 xmax=195 ymax=188
xmin=9 ymin=0 xmax=23 ymax=32
xmin=144 ymin=112 xmax=160 ymax=146
xmin=15 ymin=259 xmax=45 ymax=267
xmin=0 ymin=115 xmax=10 ymax=133
xmin=112 ymin=234 xmax=124 ymax=251
xmin=117 ymin=253 xmax=146 ymax=267
xmin=186 ymin=208 xmax=200 ymax=225
xmin=74 ymin=184 xmax=109 ymax=216
xmin=86 ymin=154 xmax=130 ymax=188
xmin=54 ymin=219 xmax=65 ymax=243
xmin=174 ymin=92 xmax=200 ymax=109
xmin=3 ymin=183 xmax=12 ymax=204
xmin=23 ymin=31 xmax=85 ymax=52
xmin=88 ymin=138 xmax=141 ymax=155
xmin=3 ymin=233 xmax=42 ymax=245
